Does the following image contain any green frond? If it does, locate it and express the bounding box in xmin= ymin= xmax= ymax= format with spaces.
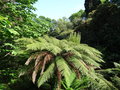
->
xmin=65 ymin=72 xmax=76 ymax=88
xmin=68 ymin=32 xmax=81 ymax=44
xmin=46 ymin=43 xmax=62 ymax=55
xmin=26 ymin=42 xmax=62 ymax=55
xmin=81 ymin=44 xmax=102 ymax=54
xmin=58 ymin=41 xmax=82 ymax=58
xmin=61 ymin=45 xmax=82 ymax=58
xmin=72 ymin=77 xmax=90 ymax=90
xmin=96 ymin=74 xmax=118 ymax=90
xmin=37 ymin=37 xmax=47 ymax=43
xmin=56 ymin=56 xmax=72 ymax=87
xmin=81 ymin=55 xmax=101 ymax=68
xmin=43 ymin=35 xmax=60 ymax=46
xmin=37 ymin=63 xmax=55 ymax=87
xmin=60 ymin=40 xmax=72 ymax=51
xmin=44 ymin=35 xmax=60 ymax=46
xmin=62 ymin=76 xmax=90 ymax=90
xmin=43 ymin=35 xmax=51 ymax=42
xmin=73 ymin=44 xmax=104 ymax=63
xmin=25 ymin=53 xmax=39 ymax=65
xmin=84 ymin=44 xmax=102 ymax=56
xmin=71 ymin=49 xmax=82 ymax=58
xmin=88 ymin=72 xmax=118 ymax=90
xmin=26 ymin=42 xmax=47 ymax=51
xmin=74 ymin=44 xmax=95 ymax=57
xmin=111 ymin=76 xmax=120 ymax=88
xmin=69 ymin=57 xmax=89 ymax=76
xmin=96 ymin=68 xmax=120 ymax=75
xmin=15 ymin=37 xmax=36 ymax=45
xmin=62 ymin=72 xmax=76 ymax=89
xmin=114 ymin=62 xmax=120 ymax=68
xmin=76 ymin=44 xmax=102 ymax=56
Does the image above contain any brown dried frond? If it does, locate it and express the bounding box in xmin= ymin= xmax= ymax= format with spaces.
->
xmin=63 ymin=52 xmax=74 ymax=59
xmin=63 ymin=52 xmax=74 ymax=56
xmin=56 ymin=68 xmax=61 ymax=90
xmin=25 ymin=51 xmax=48 ymax=65
xmin=35 ymin=55 xmax=42 ymax=66
xmin=25 ymin=52 xmax=42 ymax=65
xmin=25 ymin=51 xmax=54 ymax=83
xmin=40 ymin=53 xmax=53 ymax=75
xmin=80 ymin=60 xmax=90 ymax=70
xmin=25 ymin=55 xmax=35 ymax=65
xmin=32 ymin=61 xmax=42 ymax=83
xmin=68 ymin=61 xmax=81 ymax=79
xmin=88 ymin=65 xmax=100 ymax=70
xmin=75 ymin=69 xmax=81 ymax=79
xmin=34 ymin=52 xmax=48 ymax=66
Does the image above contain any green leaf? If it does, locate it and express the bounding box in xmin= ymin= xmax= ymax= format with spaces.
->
xmin=7 ymin=29 xmax=19 ymax=35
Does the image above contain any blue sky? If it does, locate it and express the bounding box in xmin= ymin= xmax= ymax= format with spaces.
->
xmin=33 ymin=0 xmax=85 ymax=20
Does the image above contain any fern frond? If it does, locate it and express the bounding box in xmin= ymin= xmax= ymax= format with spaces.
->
xmin=56 ymin=56 xmax=72 ymax=87
xmin=40 ymin=54 xmax=53 ymax=75
xmin=68 ymin=32 xmax=81 ymax=44
xmin=26 ymin=42 xmax=62 ymax=55
xmin=26 ymin=42 xmax=47 ymax=51
xmin=73 ymin=44 xmax=103 ymax=62
xmin=81 ymin=55 xmax=101 ymax=68
xmin=114 ymin=62 xmax=120 ymax=68
xmin=34 ymin=52 xmax=47 ymax=66
xmin=32 ymin=61 xmax=42 ymax=83
xmin=15 ymin=37 xmax=37 ymax=45
xmin=25 ymin=55 xmax=34 ymax=65
xmin=37 ymin=62 xmax=55 ymax=87
xmin=37 ymin=37 xmax=47 ymax=43
xmin=69 ymin=57 xmax=89 ymax=76
xmin=44 ymin=35 xmax=60 ymax=46
xmin=96 ymin=74 xmax=118 ymax=90
xmin=72 ymin=77 xmax=90 ymax=90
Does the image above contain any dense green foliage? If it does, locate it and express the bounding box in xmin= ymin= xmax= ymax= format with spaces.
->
xmin=0 ymin=0 xmax=120 ymax=89
xmin=49 ymin=17 xmax=73 ymax=39
xmin=0 ymin=0 xmax=52 ymax=89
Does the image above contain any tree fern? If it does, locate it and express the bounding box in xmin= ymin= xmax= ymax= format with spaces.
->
xmin=15 ymin=33 xmax=116 ymax=89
